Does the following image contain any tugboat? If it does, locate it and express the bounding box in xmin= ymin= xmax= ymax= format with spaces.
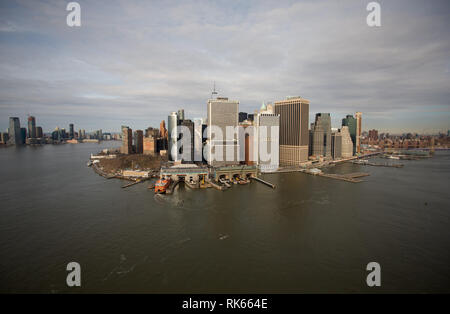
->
xmin=154 ymin=178 xmax=171 ymax=194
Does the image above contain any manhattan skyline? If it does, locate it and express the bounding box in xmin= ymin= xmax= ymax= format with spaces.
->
xmin=0 ymin=0 xmax=449 ymax=133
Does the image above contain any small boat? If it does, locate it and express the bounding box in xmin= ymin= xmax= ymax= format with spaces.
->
xmin=388 ymin=155 xmax=400 ymax=160
xmin=86 ymin=160 xmax=93 ymax=167
xmin=154 ymin=178 xmax=171 ymax=194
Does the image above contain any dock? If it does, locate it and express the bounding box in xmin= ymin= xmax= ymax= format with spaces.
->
xmin=318 ymin=172 xmax=370 ymax=183
xmin=251 ymin=177 xmax=276 ymax=189
xmin=121 ymin=178 xmax=149 ymax=188
xmin=349 ymin=160 xmax=404 ymax=168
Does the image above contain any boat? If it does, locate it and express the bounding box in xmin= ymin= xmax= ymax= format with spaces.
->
xmin=86 ymin=160 xmax=93 ymax=167
xmin=388 ymin=155 xmax=400 ymax=160
xmin=154 ymin=178 xmax=171 ymax=194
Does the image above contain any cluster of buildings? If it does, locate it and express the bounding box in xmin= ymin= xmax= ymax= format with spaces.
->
xmin=362 ymin=130 xmax=450 ymax=150
xmin=0 ymin=116 xmax=114 ymax=146
xmin=120 ymin=122 xmax=168 ymax=156
xmin=120 ymin=94 xmax=365 ymax=173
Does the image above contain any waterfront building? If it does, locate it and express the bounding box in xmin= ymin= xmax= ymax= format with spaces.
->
xmin=255 ymin=113 xmax=280 ymax=172
xmin=355 ymin=112 xmax=362 ymax=154
xmin=309 ymin=113 xmax=332 ymax=158
xmin=134 ymin=130 xmax=144 ymax=154
xmin=342 ymin=115 xmax=357 ymax=154
xmin=1 ymin=132 xmax=9 ymax=144
xmin=36 ymin=127 xmax=43 ymax=138
xmin=340 ymin=126 xmax=353 ymax=157
xmin=274 ymin=96 xmax=309 ymax=165
xmin=69 ymin=123 xmax=74 ymax=139
xmin=168 ymin=112 xmax=178 ymax=161
xmin=207 ymin=97 xmax=240 ymax=167
xmin=8 ymin=117 xmax=22 ymax=145
xmin=27 ymin=116 xmax=36 ymax=139
xmin=331 ymin=129 xmax=342 ymax=159
xmin=20 ymin=128 xmax=27 ymax=144
xmin=120 ymin=126 xmax=133 ymax=154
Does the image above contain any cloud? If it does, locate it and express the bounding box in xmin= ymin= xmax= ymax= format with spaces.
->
xmin=0 ymin=0 xmax=449 ymax=133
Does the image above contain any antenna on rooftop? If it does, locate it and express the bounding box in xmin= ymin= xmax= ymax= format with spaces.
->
xmin=211 ymin=81 xmax=218 ymax=99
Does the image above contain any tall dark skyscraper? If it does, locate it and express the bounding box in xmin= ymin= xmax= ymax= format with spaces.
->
xmin=69 ymin=124 xmax=74 ymax=139
xmin=134 ymin=130 xmax=144 ymax=154
xmin=27 ymin=116 xmax=36 ymax=139
xmin=8 ymin=117 xmax=22 ymax=145
xmin=274 ymin=96 xmax=309 ymax=165
xmin=239 ymin=112 xmax=248 ymax=123
xmin=20 ymin=128 xmax=27 ymax=144
xmin=309 ymin=113 xmax=332 ymax=158
xmin=120 ymin=126 xmax=133 ymax=154
xmin=342 ymin=115 xmax=357 ymax=154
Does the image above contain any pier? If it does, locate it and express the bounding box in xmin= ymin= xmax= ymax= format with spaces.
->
xmin=349 ymin=160 xmax=404 ymax=168
xmin=318 ymin=172 xmax=370 ymax=183
xmin=251 ymin=177 xmax=276 ymax=189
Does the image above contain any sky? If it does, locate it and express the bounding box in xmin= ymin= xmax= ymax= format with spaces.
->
xmin=0 ymin=0 xmax=449 ymax=134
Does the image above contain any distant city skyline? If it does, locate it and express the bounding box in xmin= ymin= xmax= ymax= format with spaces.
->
xmin=1 ymin=0 xmax=449 ymax=133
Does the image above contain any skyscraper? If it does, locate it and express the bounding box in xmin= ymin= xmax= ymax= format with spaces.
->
xmin=69 ymin=123 xmax=74 ymax=139
xmin=309 ymin=113 xmax=332 ymax=158
xmin=120 ymin=126 xmax=133 ymax=154
xmin=274 ymin=96 xmax=309 ymax=165
xmin=8 ymin=117 xmax=22 ymax=145
xmin=342 ymin=115 xmax=357 ymax=154
xmin=177 ymin=109 xmax=185 ymax=122
xmin=255 ymin=113 xmax=280 ymax=172
xmin=179 ymin=119 xmax=194 ymax=162
xmin=20 ymin=128 xmax=27 ymax=144
xmin=27 ymin=116 xmax=36 ymax=139
xmin=134 ymin=130 xmax=144 ymax=154
xmin=160 ymin=120 xmax=167 ymax=138
xmin=340 ymin=126 xmax=353 ymax=157
xmin=36 ymin=126 xmax=43 ymax=138
xmin=207 ymin=97 xmax=239 ymax=167
xmin=168 ymin=112 xmax=178 ymax=161
xmin=331 ymin=129 xmax=342 ymax=160
xmin=238 ymin=112 xmax=248 ymax=123
xmin=355 ymin=112 xmax=362 ymax=154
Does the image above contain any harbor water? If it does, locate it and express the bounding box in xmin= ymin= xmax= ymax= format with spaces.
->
xmin=0 ymin=142 xmax=449 ymax=293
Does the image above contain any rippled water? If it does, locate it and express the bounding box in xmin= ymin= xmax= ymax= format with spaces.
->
xmin=0 ymin=142 xmax=449 ymax=293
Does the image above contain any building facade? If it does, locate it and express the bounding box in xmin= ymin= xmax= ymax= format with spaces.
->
xmin=309 ymin=113 xmax=332 ymax=158
xmin=255 ymin=113 xmax=280 ymax=172
xmin=168 ymin=112 xmax=178 ymax=161
xmin=340 ymin=126 xmax=353 ymax=157
xmin=27 ymin=116 xmax=36 ymax=139
xmin=331 ymin=129 xmax=342 ymax=159
xmin=274 ymin=96 xmax=309 ymax=166
xmin=120 ymin=126 xmax=133 ymax=154
xmin=8 ymin=117 xmax=22 ymax=145
xmin=355 ymin=112 xmax=362 ymax=154
xmin=342 ymin=115 xmax=357 ymax=154
xmin=207 ymin=97 xmax=240 ymax=167
xmin=134 ymin=130 xmax=144 ymax=154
